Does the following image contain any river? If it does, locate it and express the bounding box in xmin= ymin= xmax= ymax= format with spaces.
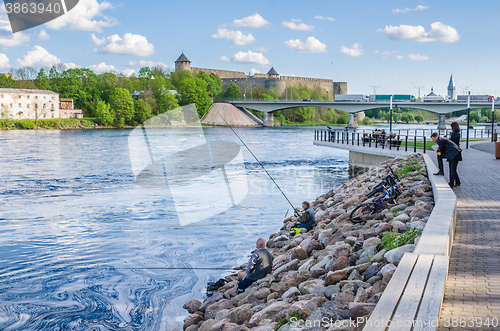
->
xmin=0 ymin=127 xmax=350 ymax=330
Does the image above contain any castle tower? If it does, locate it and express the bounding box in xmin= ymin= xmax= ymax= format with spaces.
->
xmin=447 ymin=74 xmax=456 ymax=100
xmin=267 ymin=67 xmax=279 ymax=80
xmin=175 ymin=53 xmax=191 ymax=72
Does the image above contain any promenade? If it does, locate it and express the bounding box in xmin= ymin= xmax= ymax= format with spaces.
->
xmin=432 ymin=141 xmax=500 ymax=331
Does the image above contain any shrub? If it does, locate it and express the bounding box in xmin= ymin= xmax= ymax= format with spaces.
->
xmin=381 ymin=227 xmax=422 ymax=251
xmin=19 ymin=119 xmax=36 ymax=129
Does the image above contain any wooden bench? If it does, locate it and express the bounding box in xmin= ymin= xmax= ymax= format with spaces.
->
xmin=363 ymin=253 xmax=449 ymax=331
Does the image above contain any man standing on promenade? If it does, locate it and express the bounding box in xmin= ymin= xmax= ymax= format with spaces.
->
xmin=237 ymin=238 xmax=274 ymax=294
xmin=431 ymin=132 xmax=462 ymax=188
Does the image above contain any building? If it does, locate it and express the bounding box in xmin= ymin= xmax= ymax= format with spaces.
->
xmin=447 ymin=74 xmax=456 ymax=101
xmin=59 ymin=98 xmax=83 ymax=119
xmin=0 ymin=88 xmax=59 ymax=120
xmin=174 ymin=53 xmax=347 ymax=97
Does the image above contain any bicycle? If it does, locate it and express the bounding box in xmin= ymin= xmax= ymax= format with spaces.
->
xmin=349 ymin=167 xmax=404 ymax=223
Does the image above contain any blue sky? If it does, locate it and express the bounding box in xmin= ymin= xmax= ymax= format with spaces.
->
xmin=1 ymin=0 xmax=499 ymax=97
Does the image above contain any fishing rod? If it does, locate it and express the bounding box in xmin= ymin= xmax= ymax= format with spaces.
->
xmin=217 ymin=112 xmax=296 ymax=211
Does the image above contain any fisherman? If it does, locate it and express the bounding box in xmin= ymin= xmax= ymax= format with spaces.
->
xmin=236 ymin=238 xmax=274 ymax=294
xmin=290 ymin=201 xmax=316 ymax=234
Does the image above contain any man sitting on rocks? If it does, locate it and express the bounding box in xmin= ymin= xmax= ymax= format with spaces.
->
xmin=236 ymin=238 xmax=274 ymax=294
xmin=290 ymin=201 xmax=316 ymax=233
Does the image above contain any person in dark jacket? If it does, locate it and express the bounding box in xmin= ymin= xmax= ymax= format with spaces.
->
xmin=435 ymin=122 xmax=461 ymax=176
xmin=237 ymin=238 xmax=274 ymax=293
xmin=431 ymin=132 xmax=462 ymax=188
xmin=291 ymin=201 xmax=316 ymax=233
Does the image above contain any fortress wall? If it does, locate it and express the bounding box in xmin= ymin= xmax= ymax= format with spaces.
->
xmin=191 ymin=67 xmax=247 ymax=79
xmin=221 ymin=77 xmax=268 ymax=91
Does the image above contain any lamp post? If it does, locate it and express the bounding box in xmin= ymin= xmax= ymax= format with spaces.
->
xmin=492 ymin=98 xmax=495 ymax=142
xmin=466 ymin=91 xmax=470 ymax=149
xmin=389 ymin=95 xmax=393 ymax=133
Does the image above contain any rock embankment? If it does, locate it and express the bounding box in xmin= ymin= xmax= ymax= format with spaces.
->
xmin=182 ymin=155 xmax=433 ymax=331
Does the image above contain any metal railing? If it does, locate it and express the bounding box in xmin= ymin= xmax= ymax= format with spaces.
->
xmin=349 ymin=127 xmax=496 ymax=139
xmin=314 ymin=129 xmax=428 ymax=154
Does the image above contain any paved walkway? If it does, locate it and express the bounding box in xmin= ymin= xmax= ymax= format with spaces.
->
xmin=430 ymin=141 xmax=500 ymax=331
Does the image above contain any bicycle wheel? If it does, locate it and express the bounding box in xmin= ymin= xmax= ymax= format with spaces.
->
xmin=350 ymin=202 xmax=376 ymax=223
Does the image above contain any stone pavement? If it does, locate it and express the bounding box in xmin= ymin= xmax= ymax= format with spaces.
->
xmin=430 ymin=141 xmax=500 ymax=331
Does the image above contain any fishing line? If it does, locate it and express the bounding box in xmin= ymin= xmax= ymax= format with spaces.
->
xmin=217 ymin=112 xmax=296 ymax=211
xmin=116 ymin=267 xmax=238 ymax=270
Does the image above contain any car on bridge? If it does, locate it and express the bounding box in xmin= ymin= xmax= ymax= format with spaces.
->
xmin=302 ymin=98 xmax=312 ymax=102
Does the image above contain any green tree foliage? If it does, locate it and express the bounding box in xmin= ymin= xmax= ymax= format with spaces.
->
xmin=134 ymin=99 xmax=152 ymax=124
xmin=337 ymin=111 xmax=349 ymax=124
xmin=224 ymin=83 xmax=242 ymax=100
xmin=98 ymin=73 xmax=118 ymax=103
xmin=110 ymin=88 xmax=134 ymax=126
xmin=469 ymin=111 xmax=479 ymax=122
xmin=415 ymin=115 xmax=424 ymax=123
xmin=95 ymin=100 xmax=114 ymax=126
xmin=177 ymin=77 xmax=212 ymax=118
xmin=0 ymin=74 xmax=17 ymax=88
xmin=401 ymin=113 xmax=415 ymax=123
xmin=34 ymin=69 xmax=51 ymax=90
xmin=196 ymin=71 xmax=223 ymax=99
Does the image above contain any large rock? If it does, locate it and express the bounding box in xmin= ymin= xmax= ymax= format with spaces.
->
xmin=348 ymin=303 xmax=377 ymax=318
xmin=227 ymin=304 xmax=253 ymax=325
xmin=334 ymin=289 xmax=355 ymax=304
xmin=330 ymin=256 xmax=349 ymax=272
xmin=392 ymin=213 xmax=410 ymax=223
xmin=325 ymin=270 xmax=348 ymax=286
xmin=198 ymin=320 xmax=219 ymax=331
xmin=363 ymin=237 xmax=381 ymax=250
xmin=205 ymin=299 xmax=235 ymax=319
xmin=409 ymin=220 xmax=426 ymax=231
xmin=199 ymin=292 xmax=223 ymax=312
xmin=248 ymin=301 xmax=291 ymax=326
xmin=410 ymin=208 xmax=431 ymax=219
xmin=384 ymin=244 xmax=415 ymax=264
xmin=324 ymin=285 xmax=341 ymax=300
xmin=306 ymin=239 xmax=324 ymax=256
xmin=379 ymin=264 xmax=397 ymax=277
xmin=183 ymin=314 xmax=203 ymax=330
xmin=311 ymin=255 xmax=332 ymax=271
xmin=273 ymin=259 xmax=299 ymax=277
xmin=298 ymin=279 xmax=324 ymax=294
xmin=298 ymin=258 xmax=315 ymax=272
xmin=282 ymin=286 xmax=301 ymax=299
xmin=291 ymin=246 xmax=308 ymax=261
xmin=183 ymin=299 xmax=202 ymax=314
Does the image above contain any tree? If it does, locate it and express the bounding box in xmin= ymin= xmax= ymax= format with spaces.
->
xmin=469 ymin=111 xmax=479 ymax=122
xmin=35 ymin=69 xmax=51 ymax=90
xmin=415 ymin=115 xmax=424 ymax=123
xmin=95 ymin=100 xmax=113 ymax=126
xmin=158 ymin=93 xmax=180 ymax=114
xmin=110 ymin=88 xmax=134 ymax=126
xmin=0 ymin=74 xmax=17 ymax=88
xmin=196 ymin=71 xmax=222 ymax=99
xmin=134 ymin=99 xmax=152 ymax=124
xmin=401 ymin=113 xmax=414 ymax=123
xmin=177 ymin=77 xmax=212 ymax=118
xmin=337 ymin=111 xmax=349 ymax=124
xmin=98 ymin=73 xmax=118 ymax=103
xmin=224 ymin=83 xmax=242 ymax=100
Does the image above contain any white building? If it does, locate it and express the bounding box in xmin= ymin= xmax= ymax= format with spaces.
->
xmin=0 ymin=88 xmax=59 ymax=120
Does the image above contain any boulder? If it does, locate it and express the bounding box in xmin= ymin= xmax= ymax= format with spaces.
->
xmin=310 ymin=268 xmax=327 ymax=278
xmin=306 ymin=239 xmax=324 ymax=256
xmin=273 ymin=259 xmax=299 ymax=277
xmin=310 ymin=255 xmax=332 ymax=271
xmin=379 ymin=264 xmax=397 ymax=277
xmin=183 ymin=314 xmax=203 ymax=330
xmin=392 ymin=213 xmax=410 ymax=223
xmin=227 ymin=304 xmax=253 ymax=325
xmin=205 ymin=299 xmax=235 ymax=319
xmin=324 ymin=285 xmax=341 ymax=300
xmin=334 ymin=289 xmax=355 ymax=304
xmin=298 ymin=279 xmax=324 ymax=294
xmin=291 ymin=246 xmax=308 ymax=261
xmin=183 ymin=299 xmax=202 ymax=314
xmin=252 ymin=288 xmax=271 ymax=301
xmin=409 ymin=220 xmax=425 ymax=231
xmin=248 ymin=302 xmax=291 ymax=326
xmin=199 ymin=292 xmax=223 ymax=312
xmin=330 ymin=256 xmax=349 ymax=272
xmin=384 ymin=244 xmax=415 ymax=264
xmin=325 ymin=270 xmax=348 ymax=286
xmin=282 ymin=286 xmax=301 ymax=299
xmin=198 ymin=320 xmax=219 ymax=331
xmin=362 ymin=237 xmax=381 ymax=250
xmin=348 ymin=303 xmax=377 ymax=318
xmin=298 ymin=258 xmax=315 ymax=272
xmin=410 ymin=208 xmax=431 ymax=219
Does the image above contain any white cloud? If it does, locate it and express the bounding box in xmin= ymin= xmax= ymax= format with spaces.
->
xmin=217 ymin=56 xmax=230 ymax=62
xmin=253 ymin=46 xmax=269 ymax=52
xmin=88 ymin=62 xmax=117 ymax=73
xmin=339 ymin=43 xmax=364 ymax=57
xmin=127 ymin=60 xmax=168 ymax=67
xmin=409 ymin=54 xmax=429 ymax=61
xmin=16 ymin=46 xmax=60 ymax=67
xmin=37 ymin=30 xmax=50 ymax=40
xmin=64 ymin=62 xmax=82 ymax=69
xmin=250 ymin=68 xmax=261 ymax=75
xmin=285 ymin=36 xmax=327 ymax=53
xmin=232 ymin=14 xmax=270 ymax=28
xmin=396 ymin=55 xmax=404 ymax=60
xmin=45 ymin=0 xmax=117 ymax=32
xmin=232 ymin=51 xmax=271 ymax=66
xmin=377 ymin=22 xmax=459 ymax=43
xmin=291 ymin=19 xmax=302 ymax=23
xmin=373 ymin=50 xmax=380 ymax=54
xmin=392 ymin=5 xmax=429 ymax=13
xmin=0 ymin=53 xmax=9 ymax=69
xmin=314 ymin=15 xmax=335 ymax=21
xmin=0 ymin=32 xmax=30 ymax=48
xmin=282 ymin=21 xmax=314 ymax=31
xmin=123 ymin=69 xmax=135 ymax=77
xmin=211 ymin=28 xmax=255 ymax=46
xmin=91 ymin=33 xmax=155 ymax=56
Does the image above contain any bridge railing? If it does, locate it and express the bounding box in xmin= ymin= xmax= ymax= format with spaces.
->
xmin=314 ymin=129 xmax=428 ymax=154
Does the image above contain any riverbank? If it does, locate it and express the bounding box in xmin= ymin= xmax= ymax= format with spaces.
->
xmin=181 ymin=154 xmax=433 ymax=331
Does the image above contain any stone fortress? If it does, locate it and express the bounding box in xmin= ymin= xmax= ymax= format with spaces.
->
xmin=175 ymin=53 xmax=347 ymax=97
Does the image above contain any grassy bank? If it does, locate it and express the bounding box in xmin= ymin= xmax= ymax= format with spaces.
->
xmin=0 ymin=118 xmax=99 ymax=130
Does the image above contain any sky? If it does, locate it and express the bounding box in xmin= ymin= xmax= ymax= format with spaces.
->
xmin=1 ymin=0 xmax=499 ymax=97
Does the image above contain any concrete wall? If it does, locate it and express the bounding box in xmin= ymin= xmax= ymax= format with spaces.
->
xmin=348 ymin=151 xmax=394 ymax=168
xmin=192 ymin=67 xmax=247 ymax=79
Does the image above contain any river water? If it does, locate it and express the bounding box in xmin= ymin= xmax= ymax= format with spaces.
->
xmin=0 ymin=127 xmax=350 ymax=330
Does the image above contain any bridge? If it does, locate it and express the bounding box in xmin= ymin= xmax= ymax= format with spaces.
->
xmin=228 ymin=100 xmax=498 ymax=127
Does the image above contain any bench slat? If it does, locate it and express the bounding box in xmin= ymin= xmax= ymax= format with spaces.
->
xmin=413 ymin=255 xmax=449 ymax=331
xmin=388 ymin=254 xmax=434 ymax=331
xmin=363 ymin=253 xmax=419 ymax=331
